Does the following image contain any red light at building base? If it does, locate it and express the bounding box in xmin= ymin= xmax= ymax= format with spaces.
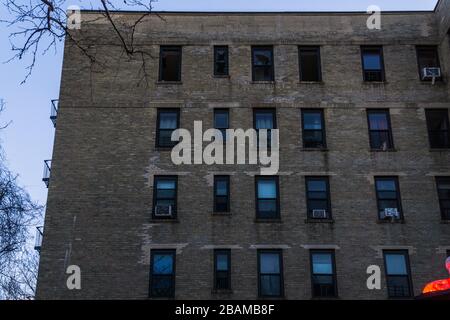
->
xmin=422 ymin=257 xmax=450 ymax=294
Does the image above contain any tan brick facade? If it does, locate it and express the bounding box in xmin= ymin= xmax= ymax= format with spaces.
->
xmin=36 ymin=1 xmax=450 ymax=299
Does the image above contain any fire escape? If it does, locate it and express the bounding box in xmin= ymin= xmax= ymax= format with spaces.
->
xmin=37 ymin=100 xmax=58 ymax=252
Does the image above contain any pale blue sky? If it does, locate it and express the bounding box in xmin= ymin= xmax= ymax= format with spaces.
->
xmin=0 ymin=0 xmax=439 ymax=205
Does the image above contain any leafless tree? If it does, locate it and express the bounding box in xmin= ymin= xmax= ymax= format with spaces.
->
xmin=0 ymin=103 xmax=43 ymax=300
xmin=2 ymin=0 xmax=162 ymax=84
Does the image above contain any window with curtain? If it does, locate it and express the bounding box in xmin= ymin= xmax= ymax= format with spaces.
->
xmin=310 ymin=250 xmax=337 ymax=298
xmin=255 ymin=176 xmax=279 ymax=219
xmin=157 ymin=109 xmax=179 ymax=148
xmin=302 ymin=109 xmax=326 ymax=149
xmin=367 ymin=109 xmax=394 ymax=150
xmin=383 ymin=251 xmax=412 ymax=298
xmin=258 ymin=250 xmax=283 ymax=298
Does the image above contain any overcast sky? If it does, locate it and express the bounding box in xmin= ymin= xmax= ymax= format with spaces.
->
xmin=0 ymin=0 xmax=439 ymax=205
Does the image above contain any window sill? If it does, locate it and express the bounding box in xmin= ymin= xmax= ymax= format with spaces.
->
xmin=251 ymin=81 xmax=275 ymax=85
xmin=212 ymin=212 xmax=232 ymax=216
xmin=212 ymin=289 xmax=233 ymax=294
xmin=156 ymin=81 xmax=183 ymax=85
xmin=370 ymin=148 xmax=397 ymax=152
xmin=214 ymin=75 xmax=230 ymax=79
xmin=419 ymin=80 xmax=445 ymax=85
xmin=362 ymin=81 xmax=388 ymax=85
xmin=257 ymin=296 xmax=286 ymax=300
xmin=155 ymin=147 xmax=175 ymax=152
xmin=310 ymin=296 xmax=340 ymax=300
xmin=254 ymin=218 xmax=282 ymax=223
xmin=305 ymin=218 xmax=334 ymax=224
xmin=429 ymin=148 xmax=450 ymax=152
xmin=298 ymin=81 xmax=324 ymax=85
xmin=301 ymin=148 xmax=329 ymax=152
xmin=150 ymin=218 xmax=179 ymax=223
xmin=377 ymin=219 xmax=405 ymax=224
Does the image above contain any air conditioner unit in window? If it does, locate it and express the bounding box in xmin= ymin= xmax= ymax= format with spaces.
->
xmin=422 ymin=67 xmax=441 ymax=84
xmin=381 ymin=208 xmax=400 ymax=220
xmin=154 ymin=205 xmax=173 ymax=217
xmin=312 ymin=209 xmax=327 ymax=219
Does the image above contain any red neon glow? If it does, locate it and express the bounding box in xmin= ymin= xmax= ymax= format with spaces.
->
xmin=422 ymin=278 xmax=450 ymax=294
xmin=422 ymin=257 xmax=450 ymax=294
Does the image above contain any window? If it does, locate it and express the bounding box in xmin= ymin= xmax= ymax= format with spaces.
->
xmin=375 ymin=177 xmax=403 ymax=221
xmin=150 ymin=250 xmax=176 ymax=298
xmin=416 ymin=46 xmax=441 ymax=81
xmin=367 ymin=109 xmax=394 ymax=150
xmin=159 ymin=46 xmax=182 ymax=82
xmin=383 ymin=250 xmax=413 ymax=298
xmin=425 ymin=109 xmax=450 ymax=149
xmin=310 ymin=250 xmax=338 ymax=298
xmin=214 ymin=46 xmax=229 ymax=76
xmin=258 ymin=250 xmax=284 ymax=298
xmin=214 ymin=250 xmax=231 ymax=290
xmin=305 ymin=177 xmax=331 ymax=220
xmin=157 ymin=109 xmax=180 ymax=148
xmin=436 ymin=177 xmax=450 ymax=220
xmin=252 ymin=46 xmax=274 ymax=81
xmin=299 ymin=46 xmax=322 ymax=82
xmin=214 ymin=176 xmax=230 ymax=213
xmin=255 ymin=176 xmax=280 ymax=219
xmin=214 ymin=109 xmax=229 ymax=142
xmin=152 ymin=176 xmax=177 ymax=219
xmin=302 ymin=109 xmax=326 ymax=149
xmin=254 ymin=109 xmax=276 ymax=148
xmin=361 ymin=46 xmax=385 ymax=82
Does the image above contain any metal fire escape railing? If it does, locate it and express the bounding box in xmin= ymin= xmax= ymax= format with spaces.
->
xmin=42 ymin=160 xmax=52 ymax=188
xmin=50 ymin=99 xmax=58 ymax=127
xmin=34 ymin=226 xmax=44 ymax=252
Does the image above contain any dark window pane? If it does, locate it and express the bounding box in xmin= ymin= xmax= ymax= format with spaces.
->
xmin=302 ymin=110 xmax=325 ymax=149
xmin=157 ymin=110 xmax=179 ymax=148
xmin=299 ymin=47 xmax=321 ymax=81
xmin=151 ymin=250 xmax=175 ymax=298
xmin=214 ymin=46 xmax=229 ymax=76
xmin=437 ymin=177 xmax=450 ymax=220
xmin=311 ymin=251 xmax=336 ymax=298
xmin=160 ymin=47 xmax=181 ymax=81
xmin=260 ymin=275 xmax=281 ymax=296
xmin=426 ymin=110 xmax=450 ymax=148
xmin=259 ymin=251 xmax=282 ymax=297
xmin=362 ymin=47 xmax=384 ymax=82
xmin=417 ymin=46 xmax=441 ymax=81
xmin=252 ymin=47 xmax=274 ymax=81
xmin=312 ymin=253 xmax=333 ymax=274
xmin=384 ymin=251 xmax=412 ymax=298
xmin=255 ymin=112 xmax=274 ymax=130
xmin=257 ymin=180 xmax=276 ymax=199
xmin=153 ymin=254 xmax=174 ymax=274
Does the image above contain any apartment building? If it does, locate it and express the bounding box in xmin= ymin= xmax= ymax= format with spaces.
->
xmin=36 ymin=0 xmax=450 ymax=299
